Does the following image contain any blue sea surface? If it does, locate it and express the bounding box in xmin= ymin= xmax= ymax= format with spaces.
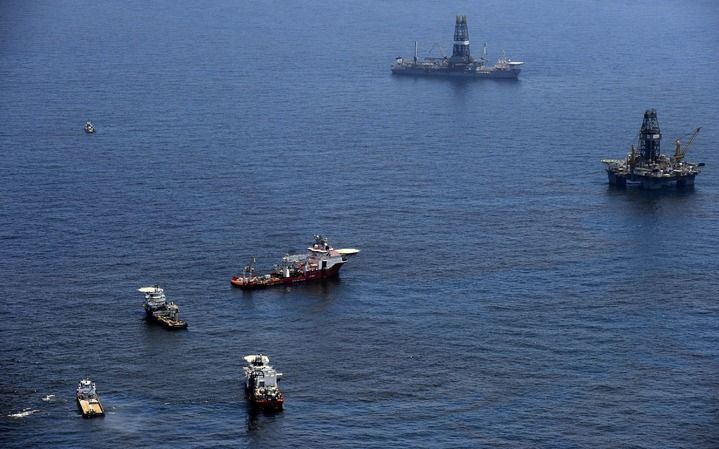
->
xmin=1 ymin=0 xmax=718 ymax=447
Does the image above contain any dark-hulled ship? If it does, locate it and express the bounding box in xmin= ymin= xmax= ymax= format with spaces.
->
xmin=230 ymin=235 xmax=360 ymax=289
xmin=602 ymin=109 xmax=704 ymax=189
xmin=391 ymin=16 xmax=523 ymax=79
xmin=138 ymin=285 xmax=187 ymax=329
xmin=243 ymin=354 xmax=284 ymax=411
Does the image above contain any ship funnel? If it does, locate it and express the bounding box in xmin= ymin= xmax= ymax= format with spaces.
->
xmin=639 ymin=109 xmax=661 ymax=162
xmin=450 ymin=15 xmax=471 ymax=66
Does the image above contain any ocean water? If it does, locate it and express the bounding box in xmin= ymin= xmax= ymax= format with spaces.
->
xmin=1 ymin=0 xmax=718 ymax=447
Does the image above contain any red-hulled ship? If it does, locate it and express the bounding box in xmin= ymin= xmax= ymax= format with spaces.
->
xmin=231 ymin=235 xmax=360 ymax=289
xmin=243 ymin=354 xmax=284 ymax=411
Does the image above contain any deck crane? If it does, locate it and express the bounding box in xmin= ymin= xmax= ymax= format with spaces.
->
xmin=674 ymin=128 xmax=701 ymax=163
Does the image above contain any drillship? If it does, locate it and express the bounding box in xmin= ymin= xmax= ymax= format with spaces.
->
xmin=391 ymin=16 xmax=523 ymax=79
xmin=602 ymin=109 xmax=704 ymax=189
xmin=230 ymin=235 xmax=360 ymax=289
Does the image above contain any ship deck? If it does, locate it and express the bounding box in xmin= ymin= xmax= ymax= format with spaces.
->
xmin=78 ymin=398 xmax=104 ymax=417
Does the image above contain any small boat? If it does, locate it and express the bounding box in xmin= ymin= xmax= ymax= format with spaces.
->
xmin=76 ymin=378 xmax=104 ymax=418
xmin=84 ymin=121 xmax=95 ymax=134
xmin=231 ymin=235 xmax=360 ymax=289
xmin=243 ymin=354 xmax=284 ymax=410
xmin=138 ymin=285 xmax=187 ymax=329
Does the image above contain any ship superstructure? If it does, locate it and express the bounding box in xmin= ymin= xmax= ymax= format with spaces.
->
xmin=602 ymin=109 xmax=704 ymax=189
xmin=243 ymin=354 xmax=284 ymax=410
xmin=230 ymin=235 xmax=360 ymax=289
xmin=391 ymin=16 xmax=523 ymax=79
xmin=138 ymin=285 xmax=187 ymax=329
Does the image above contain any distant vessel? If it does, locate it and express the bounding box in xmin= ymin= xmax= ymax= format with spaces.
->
xmin=138 ymin=285 xmax=187 ymax=329
xmin=391 ymin=16 xmax=523 ymax=79
xmin=602 ymin=109 xmax=704 ymax=189
xmin=76 ymin=378 xmax=104 ymax=418
xmin=84 ymin=121 xmax=95 ymax=134
xmin=243 ymin=354 xmax=284 ymax=411
xmin=230 ymin=235 xmax=360 ymax=289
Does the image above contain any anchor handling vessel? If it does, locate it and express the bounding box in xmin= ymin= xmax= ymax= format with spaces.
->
xmin=138 ymin=285 xmax=187 ymax=329
xmin=391 ymin=16 xmax=523 ymax=79
xmin=230 ymin=235 xmax=360 ymax=289
xmin=76 ymin=378 xmax=104 ymax=418
xmin=243 ymin=354 xmax=284 ymax=410
xmin=601 ymin=109 xmax=704 ymax=189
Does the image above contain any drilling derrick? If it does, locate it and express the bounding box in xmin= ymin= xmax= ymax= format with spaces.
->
xmin=450 ymin=16 xmax=472 ymax=67
xmin=639 ymin=109 xmax=661 ymax=163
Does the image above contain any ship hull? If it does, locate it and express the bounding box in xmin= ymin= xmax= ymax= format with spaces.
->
xmin=153 ymin=315 xmax=187 ymax=329
xmin=144 ymin=308 xmax=187 ymax=329
xmin=248 ymin=396 xmax=284 ymax=411
xmin=231 ymin=263 xmax=344 ymax=289
xmin=607 ymin=171 xmax=696 ymax=189
xmin=391 ymin=67 xmax=520 ymax=79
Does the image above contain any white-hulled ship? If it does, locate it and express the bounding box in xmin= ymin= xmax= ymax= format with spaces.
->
xmin=391 ymin=16 xmax=523 ymax=79
xmin=231 ymin=235 xmax=360 ymax=289
xmin=602 ymin=109 xmax=704 ymax=189
xmin=76 ymin=378 xmax=104 ymax=418
xmin=243 ymin=354 xmax=284 ymax=410
xmin=138 ymin=285 xmax=187 ymax=329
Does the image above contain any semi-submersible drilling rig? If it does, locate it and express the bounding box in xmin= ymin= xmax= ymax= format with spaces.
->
xmin=602 ymin=109 xmax=704 ymax=189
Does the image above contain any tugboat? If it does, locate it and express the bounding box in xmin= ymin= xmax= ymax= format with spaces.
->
xmin=84 ymin=121 xmax=95 ymax=134
xmin=231 ymin=235 xmax=360 ymax=289
xmin=138 ymin=285 xmax=188 ymax=329
xmin=243 ymin=354 xmax=284 ymax=411
xmin=76 ymin=378 xmax=104 ymax=418
xmin=602 ymin=109 xmax=704 ymax=189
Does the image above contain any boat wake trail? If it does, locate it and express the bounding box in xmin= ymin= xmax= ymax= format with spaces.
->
xmin=8 ymin=408 xmax=39 ymax=418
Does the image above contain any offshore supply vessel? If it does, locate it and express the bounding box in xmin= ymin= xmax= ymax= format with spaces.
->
xmin=602 ymin=109 xmax=704 ymax=189
xmin=243 ymin=354 xmax=284 ymax=410
xmin=230 ymin=235 xmax=360 ymax=289
xmin=391 ymin=16 xmax=523 ymax=79
xmin=138 ymin=285 xmax=187 ymax=329
xmin=76 ymin=378 xmax=104 ymax=418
